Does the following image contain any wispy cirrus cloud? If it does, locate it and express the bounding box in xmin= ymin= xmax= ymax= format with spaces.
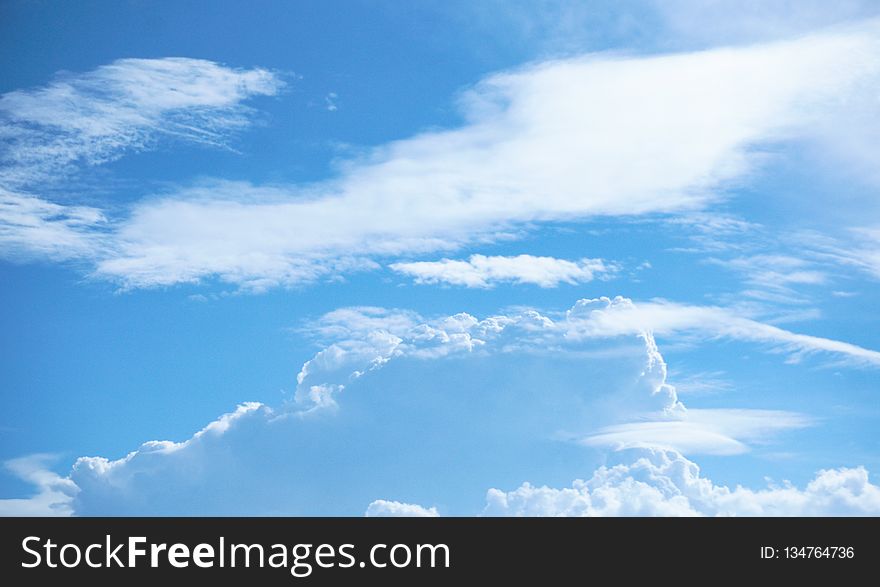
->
xmin=0 ymin=58 xmax=283 ymax=269
xmin=708 ymin=254 xmax=828 ymax=298
xmin=803 ymin=226 xmax=880 ymax=282
xmin=0 ymin=189 xmax=107 ymax=261
xmin=562 ymin=296 xmax=880 ymax=367
xmin=0 ymin=57 xmax=282 ymax=189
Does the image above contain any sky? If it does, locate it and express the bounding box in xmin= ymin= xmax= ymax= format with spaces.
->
xmin=1 ymin=0 xmax=880 ymax=516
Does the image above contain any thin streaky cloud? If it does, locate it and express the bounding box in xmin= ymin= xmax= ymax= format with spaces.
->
xmin=0 ymin=57 xmax=282 ymax=189
xmin=390 ymin=254 xmax=615 ymax=288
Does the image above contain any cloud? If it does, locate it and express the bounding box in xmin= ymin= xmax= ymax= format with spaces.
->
xmin=390 ymin=254 xmax=615 ymax=288
xmin=667 ymin=370 xmax=734 ymax=396
xmin=0 ymin=57 xmax=282 ymax=189
xmin=0 ymin=455 xmax=78 ymax=517
xmin=707 ymin=254 xmax=828 ymax=302
xmin=804 ymin=226 xmax=880 ymax=281
xmin=294 ymin=297 xmax=880 ymax=404
xmin=0 ymin=58 xmax=282 ymax=267
xmin=89 ymin=22 xmax=880 ymax=289
xmin=0 ymin=24 xmax=876 ymax=287
xmin=562 ymin=296 xmax=880 ymax=367
xmin=443 ymin=0 xmax=880 ymax=55
xmin=0 ymin=189 xmax=107 ymax=261
xmin=670 ymin=222 xmax=880 ymax=306
xmin=654 ymin=0 xmax=880 ymax=48
xmin=365 ymin=500 xmax=439 ymax=517
xmin=2 ymin=295 xmax=876 ymax=515
xmin=484 ymin=447 xmax=880 ymax=516
xmin=4 ymin=413 xmax=870 ymax=517
xmin=847 ymin=228 xmax=880 ymax=279
xmin=98 ymin=25 xmax=880 ymax=288
xmin=295 ymin=296 xmax=868 ymax=450
xmin=582 ymin=409 xmax=813 ymax=456
xmin=292 ymin=295 xmax=876 ymax=454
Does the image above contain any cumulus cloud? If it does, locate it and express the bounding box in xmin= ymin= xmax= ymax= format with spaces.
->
xmin=295 ymin=297 xmax=880 ymax=410
xmin=2 ymin=296 xmax=877 ymax=515
xmin=365 ymin=500 xmax=439 ymax=517
xmin=293 ymin=295 xmax=875 ymax=453
xmin=484 ymin=447 xmax=880 ymax=516
xmin=293 ymin=295 xmax=868 ymax=451
xmin=390 ymin=254 xmax=615 ymax=288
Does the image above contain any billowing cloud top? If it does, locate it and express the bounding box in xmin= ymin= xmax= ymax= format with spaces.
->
xmin=2 ymin=296 xmax=877 ymax=516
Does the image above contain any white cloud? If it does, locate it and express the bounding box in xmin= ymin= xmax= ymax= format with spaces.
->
xmin=807 ymin=226 xmax=880 ymax=281
xmin=484 ymin=447 xmax=880 ymax=516
xmin=2 ymin=296 xmax=877 ymax=515
xmin=582 ymin=409 xmax=813 ymax=456
xmin=654 ymin=0 xmax=880 ymax=48
xmin=1 ymin=27 xmax=879 ymax=289
xmin=445 ymin=0 xmax=880 ymax=56
xmin=0 ymin=189 xmax=107 ymax=260
xmin=71 ymin=402 xmax=266 ymax=481
xmin=667 ymin=370 xmax=734 ymax=396
xmin=293 ymin=296 xmax=880 ymax=453
xmin=563 ymin=296 xmax=880 ymax=367
xmin=390 ymin=254 xmax=614 ymax=288
xmin=306 ymin=306 xmax=424 ymax=341
xmin=0 ymin=57 xmax=282 ymax=189
xmin=0 ymin=58 xmax=282 ymax=267
xmin=6 ymin=23 xmax=867 ymax=289
xmin=295 ymin=296 xmax=880 ymax=402
xmin=291 ymin=295 xmax=878 ymax=455
xmin=671 ymin=223 xmax=880 ymax=306
xmin=0 ymin=455 xmax=77 ymax=517
xmin=365 ymin=500 xmax=439 ymax=517
xmin=708 ymin=254 xmax=828 ymax=301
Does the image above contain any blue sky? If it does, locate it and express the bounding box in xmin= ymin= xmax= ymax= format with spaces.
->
xmin=2 ymin=0 xmax=880 ymax=516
